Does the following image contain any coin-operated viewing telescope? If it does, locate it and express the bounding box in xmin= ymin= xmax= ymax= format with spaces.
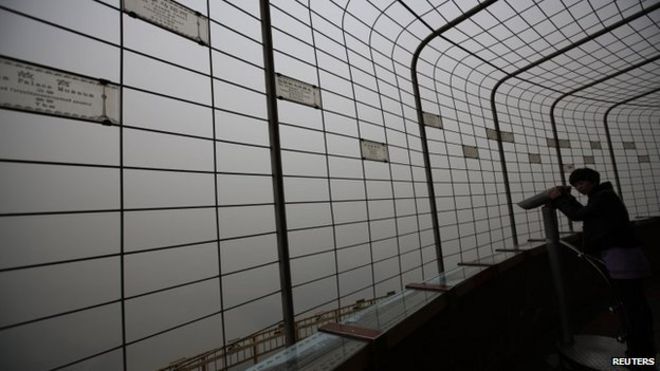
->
xmin=517 ymin=185 xmax=627 ymax=367
xmin=517 ymin=188 xmax=573 ymax=346
xmin=517 ymin=186 xmax=571 ymax=210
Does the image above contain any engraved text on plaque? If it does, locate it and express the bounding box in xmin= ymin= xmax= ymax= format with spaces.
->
xmin=0 ymin=57 xmax=119 ymax=124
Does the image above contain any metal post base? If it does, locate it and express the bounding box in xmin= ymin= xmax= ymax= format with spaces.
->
xmin=557 ymin=335 xmax=630 ymax=370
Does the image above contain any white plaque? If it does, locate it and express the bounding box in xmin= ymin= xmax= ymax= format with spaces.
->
xmin=590 ymin=141 xmax=602 ymax=150
xmin=0 ymin=57 xmax=119 ymax=124
xmin=462 ymin=145 xmax=479 ymax=159
xmin=529 ymin=153 xmax=542 ymax=164
xmin=584 ymin=155 xmax=595 ymax=165
xmin=123 ymin=0 xmax=210 ymax=45
xmin=486 ymin=128 xmax=514 ymax=143
xmin=563 ymin=163 xmax=575 ymax=173
xmin=276 ymin=74 xmax=321 ymax=108
xmin=639 ymin=155 xmax=650 ymax=163
xmin=360 ymin=139 xmax=388 ymax=162
xmin=622 ymin=141 xmax=636 ymax=150
xmin=422 ymin=112 xmax=442 ymax=129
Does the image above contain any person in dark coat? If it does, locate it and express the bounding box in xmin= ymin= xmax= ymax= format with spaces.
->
xmin=548 ymin=168 xmax=655 ymax=359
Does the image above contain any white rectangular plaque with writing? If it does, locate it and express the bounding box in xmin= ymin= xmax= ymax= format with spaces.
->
xmin=462 ymin=145 xmax=479 ymax=159
xmin=422 ymin=112 xmax=442 ymax=129
xmin=486 ymin=128 xmax=514 ymax=143
xmin=276 ymin=74 xmax=321 ymax=109
xmin=360 ymin=139 xmax=388 ymax=162
xmin=123 ymin=0 xmax=210 ymax=45
xmin=0 ymin=57 xmax=119 ymax=124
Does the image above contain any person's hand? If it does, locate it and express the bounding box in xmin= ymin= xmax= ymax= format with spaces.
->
xmin=547 ymin=186 xmax=570 ymax=200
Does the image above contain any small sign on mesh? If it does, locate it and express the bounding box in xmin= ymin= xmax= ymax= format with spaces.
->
xmin=546 ymin=137 xmax=570 ymax=148
xmin=590 ymin=141 xmax=602 ymax=150
xmin=360 ymin=139 xmax=388 ymax=162
xmin=422 ymin=111 xmax=442 ymax=129
xmin=639 ymin=155 xmax=650 ymax=163
xmin=584 ymin=155 xmax=595 ymax=165
xmin=276 ymin=74 xmax=322 ymax=109
xmin=486 ymin=128 xmax=514 ymax=143
xmin=123 ymin=0 xmax=210 ymax=45
xmin=528 ymin=153 xmax=542 ymax=164
xmin=622 ymin=141 xmax=636 ymax=150
xmin=462 ymin=145 xmax=479 ymax=159
xmin=0 ymin=57 xmax=119 ymax=124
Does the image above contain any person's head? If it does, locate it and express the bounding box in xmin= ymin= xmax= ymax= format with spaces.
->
xmin=569 ymin=168 xmax=600 ymax=195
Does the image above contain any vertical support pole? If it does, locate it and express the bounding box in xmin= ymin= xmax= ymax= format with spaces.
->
xmin=602 ymin=87 xmax=660 ymax=198
xmin=603 ymin=107 xmax=624 ymax=198
xmin=410 ymin=0 xmax=498 ymax=274
xmin=411 ymin=73 xmax=445 ymax=274
xmin=489 ymin=82 xmax=520 ymax=246
xmin=548 ymin=105 xmax=573 ymax=233
xmin=548 ymin=107 xmax=568 ymax=188
xmin=542 ymin=206 xmax=573 ymax=345
xmin=118 ymin=6 xmax=128 ymax=370
xmin=259 ymin=0 xmax=296 ymax=346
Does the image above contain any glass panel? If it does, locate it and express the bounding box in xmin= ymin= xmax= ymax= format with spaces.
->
xmin=0 ymin=304 xmax=122 ymax=371
xmin=0 ymin=258 xmax=120 ymax=327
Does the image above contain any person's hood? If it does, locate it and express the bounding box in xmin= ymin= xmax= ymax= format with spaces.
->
xmin=589 ymin=181 xmax=613 ymax=196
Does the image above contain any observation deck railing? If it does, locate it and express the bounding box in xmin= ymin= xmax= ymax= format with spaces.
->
xmin=245 ymin=244 xmax=543 ymax=371
xmin=158 ymin=295 xmax=387 ymax=371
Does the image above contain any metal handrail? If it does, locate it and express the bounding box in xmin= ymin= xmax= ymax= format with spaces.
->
xmin=558 ymin=240 xmax=626 ymax=342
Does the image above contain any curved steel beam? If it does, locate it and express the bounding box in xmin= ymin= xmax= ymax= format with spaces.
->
xmin=604 ymin=86 xmax=660 ymax=197
xmin=411 ymin=0 xmax=499 ymax=273
xmin=490 ymin=2 xmax=660 ymax=245
xmin=550 ymin=55 xmax=660 ymax=198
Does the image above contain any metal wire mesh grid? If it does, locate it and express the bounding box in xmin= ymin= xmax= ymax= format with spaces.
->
xmin=0 ymin=0 xmax=658 ymax=370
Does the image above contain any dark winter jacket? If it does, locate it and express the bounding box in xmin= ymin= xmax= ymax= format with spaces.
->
xmin=552 ymin=181 xmax=639 ymax=253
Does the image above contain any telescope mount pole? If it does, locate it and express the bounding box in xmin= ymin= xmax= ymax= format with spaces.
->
xmin=542 ymin=205 xmax=573 ymax=346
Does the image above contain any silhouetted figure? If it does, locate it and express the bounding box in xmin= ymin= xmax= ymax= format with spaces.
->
xmin=548 ymin=168 xmax=655 ymax=361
